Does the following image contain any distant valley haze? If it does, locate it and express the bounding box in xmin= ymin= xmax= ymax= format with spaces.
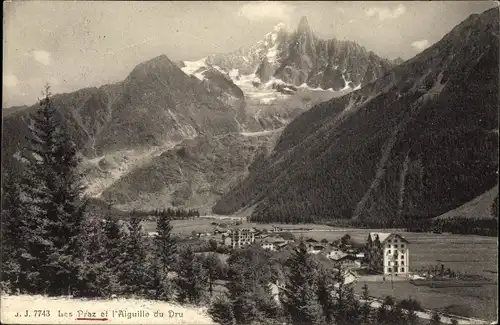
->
xmin=2 ymin=0 xmax=498 ymax=108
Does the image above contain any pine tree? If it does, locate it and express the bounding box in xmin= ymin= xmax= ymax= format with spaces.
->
xmin=1 ymin=172 xmax=26 ymax=292
xmin=360 ymin=284 xmax=372 ymax=325
xmin=122 ymin=212 xmax=147 ymax=295
xmin=202 ymin=253 xmax=219 ymax=297
xmin=175 ymin=246 xmax=207 ymax=304
xmin=208 ymin=295 xmax=236 ymax=325
xmin=316 ymin=267 xmax=335 ymax=323
xmin=332 ymin=264 xmax=347 ymax=323
xmin=282 ymin=241 xmax=324 ymax=325
xmin=75 ymin=218 xmax=112 ymax=297
xmin=143 ymin=255 xmax=172 ymax=301
xmin=376 ymin=296 xmax=393 ymax=325
xmin=155 ymin=210 xmax=177 ymax=274
xmin=103 ymin=201 xmax=128 ymax=294
xmin=225 ymin=246 xmax=281 ymax=325
xmin=343 ymin=285 xmax=361 ymax=325
xmin=19 ymin=85 xmax=87 ymax=296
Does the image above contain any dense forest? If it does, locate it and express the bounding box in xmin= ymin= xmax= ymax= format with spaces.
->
xmin=135 ymin=207 xmax=200 ymax=220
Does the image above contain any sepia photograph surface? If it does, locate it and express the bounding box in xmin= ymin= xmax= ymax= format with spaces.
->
xmin=2 ymin=1 xmax=499 ymax=324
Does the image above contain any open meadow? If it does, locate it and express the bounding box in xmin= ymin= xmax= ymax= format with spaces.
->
xmin=354 ymin=279 xmax=497 ymax=321
xmin=286 ymin=229 xmax=498 ymax=321
xmin=353 ymin=232 xmax=497 ymax=321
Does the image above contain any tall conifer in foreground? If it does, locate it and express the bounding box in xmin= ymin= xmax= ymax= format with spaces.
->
xmin=155 ymin=210 xmax=177 ymax=273
xmin=175 ymin=246 xmax=207 ymax=304
xmin=75 ymin=218 xmax=112 ymax=297
xmin=225 ymin=246 xmax=281 ymax=325
xmin=122 ymin=211 xmax=148 ymax=295
xmin=102 ymin=200 xmax=128 ymax=294
xmin=19 ymin=85 xmax=87 ymax=295
xmin=316 ymin=267 xmax=335 ymax=323
xmin=202 ymin=252 xmax=219 ymax=297
xmin=1 ymin=172 xmax=26 ymax=292
xmin=360 ymin=283 xmax=372 ymax=325
xmin=282 ymin=241 xmax=324 ymax=325
xmin=208 ymin=295 xmax=236 ymax=325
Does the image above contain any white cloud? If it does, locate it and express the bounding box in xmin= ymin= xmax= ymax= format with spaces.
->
xmin=238 ymin=2 xmax=294 ymax=22
xmin=411 ymin=39 xmax=430 ymax=51
xmin=32 ymin=50 xmax=51 ymax=66
xmin=3 ymin=75 xmax=19 ymax=88
xmin=365 ymin=4 xmax=406 ymax=21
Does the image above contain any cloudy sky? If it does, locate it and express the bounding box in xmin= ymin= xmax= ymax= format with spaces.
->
xmin=3 ymin=1 xmax=497 ymax=107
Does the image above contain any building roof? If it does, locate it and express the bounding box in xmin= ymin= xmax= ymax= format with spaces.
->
xmin=261 ymin=237 xmax=286 ymax=244
xmin=226 ymin=227 xmax=256 ymax=234
xmin=328 ymin=251 xmax=348 ymax=261
xmin=369 ymin=232 xmax=392 ymax=243
xmin=369 ymin=232 xmax=409 ymax=244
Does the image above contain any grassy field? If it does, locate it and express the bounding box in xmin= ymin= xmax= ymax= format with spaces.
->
xmin=354 ymin=280 xmax=497 ymax=321
xmin=350 ymin=232 xmax=498 ymax=321
xmin=142 ymin=218 xmax=337 ymax=235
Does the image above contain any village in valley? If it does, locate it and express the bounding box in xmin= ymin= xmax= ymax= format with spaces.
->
xmin=151 ymin=217 xmax=486 ymax=283
xmin=138 ymin=213 xmax=498 ymax=324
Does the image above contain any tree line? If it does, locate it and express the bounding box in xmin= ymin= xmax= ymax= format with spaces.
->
xmin=252 ymin=210 xmax=497 ymax=237
xmin=133 ymin=207 xmax=200 ymax=220
xmin=400 ymin=217 xmax=497 ymax=237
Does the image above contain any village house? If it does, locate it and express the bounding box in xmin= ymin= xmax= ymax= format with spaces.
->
xmin=271 ymin=225 xmax=283 ymax=232
xmin=307 ymin=243 xmax=325 ymax=254
xmin=327 ymin=250 xmax=358 ymax=268
xmin=334 ymin=269 xmax=358 ymax=287
xmin=223 ymin=228 xmax=256 ymax=249
xmin=213 ymin=223 xmax=228 ymax=234
xmin=260 ymin=236 xmax=290 ymax=251
xmin=365 ymin=233 xmax=410 ymax=276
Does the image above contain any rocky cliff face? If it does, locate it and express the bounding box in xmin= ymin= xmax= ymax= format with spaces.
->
xmin=271 ymin=16 xmax=394 ymax=90
xmin=200 ymin=16 xmax=394 ymax=92
xmin=213 ymin=8 xmax=499 ymax=224
xmin=2 ymin=54 xmax=242 ymax=203
xmin=3 ymin=55 xmax=239 ymax=161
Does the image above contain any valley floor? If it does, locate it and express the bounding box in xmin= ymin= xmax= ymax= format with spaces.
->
xmin=143 ymin=218 xmax=498 ymax=322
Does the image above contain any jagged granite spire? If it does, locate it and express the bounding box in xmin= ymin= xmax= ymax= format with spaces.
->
xmin=297 ymin=16 xmax=312 ymax=35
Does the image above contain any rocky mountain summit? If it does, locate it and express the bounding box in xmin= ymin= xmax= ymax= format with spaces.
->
xmin=189 ymin=16 xmax=394 ymax=92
